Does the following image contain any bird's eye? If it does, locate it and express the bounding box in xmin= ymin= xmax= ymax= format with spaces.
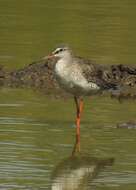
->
xmin=59 ymin=48 xmax=63 ymax=52
xmin=54 ymin=48 xmax=63 ymax=54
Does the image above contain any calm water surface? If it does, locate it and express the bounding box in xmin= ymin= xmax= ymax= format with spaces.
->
xmin=0 ymin=0 xmax=136 ymax=189
xmin=0 ymin=88 xmax=136 ymax=190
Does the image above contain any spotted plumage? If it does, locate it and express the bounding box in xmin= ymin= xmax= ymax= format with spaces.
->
xmin=48 ymin=46 xmax=117 ymax=96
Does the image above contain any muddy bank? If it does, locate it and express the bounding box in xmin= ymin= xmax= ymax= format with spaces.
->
xmin=0 ymin=59 xmax=68 ymax=97
xmin=0 ymin=58 xmax=136 ymax=99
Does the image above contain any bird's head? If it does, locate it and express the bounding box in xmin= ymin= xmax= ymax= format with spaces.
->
xmin=44 ymin=45 xmax=72 ymax=60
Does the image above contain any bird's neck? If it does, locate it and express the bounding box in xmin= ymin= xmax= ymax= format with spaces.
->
xmin=58 ymin=53 xmax=73 ymax=64
xmin=55 ymin=56 xmax=73 ymax=76
xmin=57 ymin=55 xmax=73 ymax=66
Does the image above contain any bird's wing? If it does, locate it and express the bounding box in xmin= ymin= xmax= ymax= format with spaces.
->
xmin=74 ymin=56 xmax=118 ymax=90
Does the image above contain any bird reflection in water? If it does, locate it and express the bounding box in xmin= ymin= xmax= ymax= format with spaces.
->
xmin=51 ymin=141 xmax=114 ymax=190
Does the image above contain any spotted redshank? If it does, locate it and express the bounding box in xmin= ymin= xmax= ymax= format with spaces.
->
xmin=44 ymin=45 xmax=116 ymax=153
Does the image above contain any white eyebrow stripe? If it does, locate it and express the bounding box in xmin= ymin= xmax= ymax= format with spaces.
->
xmin=53 ymin=48 xmax=61 ymax=54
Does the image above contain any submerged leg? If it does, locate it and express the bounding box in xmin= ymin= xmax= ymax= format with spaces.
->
xmin=72 ymin=96 xmax=83 ymax=155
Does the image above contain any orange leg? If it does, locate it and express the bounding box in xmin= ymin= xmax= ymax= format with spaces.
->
xmin=72 ymin=96 xmax=83 ymax=154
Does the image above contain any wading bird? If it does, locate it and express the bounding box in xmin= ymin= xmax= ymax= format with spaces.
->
xmin=43 ymin=46 xmax=116 ymax=153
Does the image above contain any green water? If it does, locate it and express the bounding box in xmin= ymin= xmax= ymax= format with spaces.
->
xmin=0 ymin=0 xmax=136 ymax=69
xmin=0 ymin=0 xmax=136 ymax=189
xmin=0 ymin=88 xmax=136 ymax=189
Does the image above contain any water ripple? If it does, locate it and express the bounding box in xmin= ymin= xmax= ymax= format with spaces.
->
xmin=0 ymin=117 xmax=47 ymax=126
